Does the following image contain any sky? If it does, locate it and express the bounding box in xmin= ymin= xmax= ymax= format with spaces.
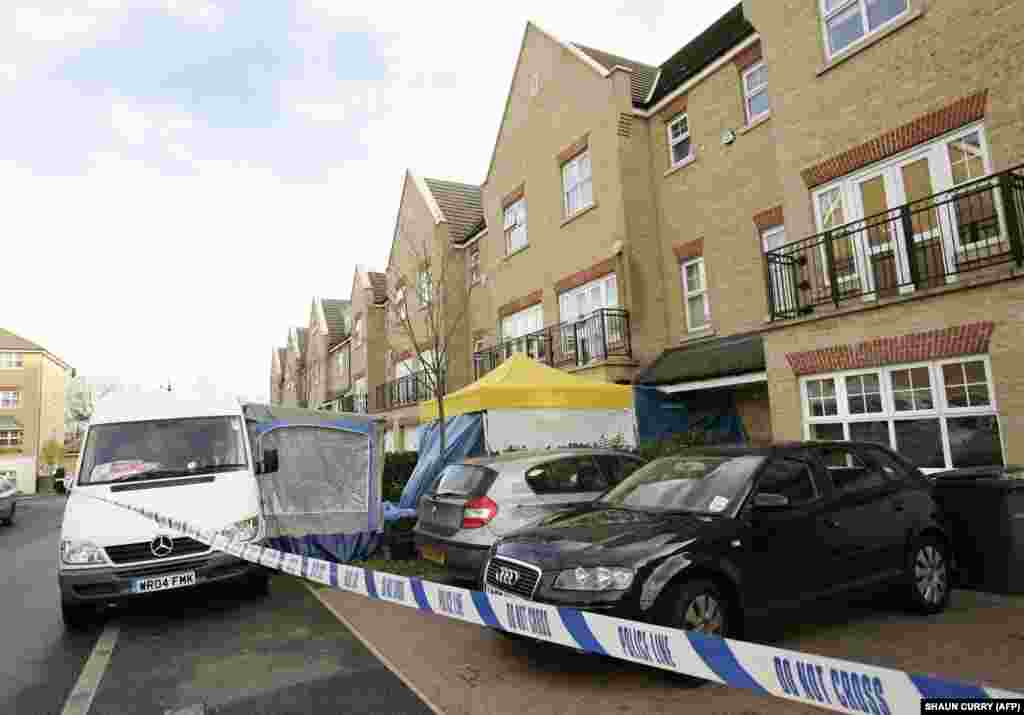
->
xmin=3 ymin=0 xmax=736 ymax=402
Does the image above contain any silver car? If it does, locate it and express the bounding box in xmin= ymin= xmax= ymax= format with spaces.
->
xmin=414 ymin=449 xmax=644 ymax=583
xmin=0 ymin=476 xmax=16 ymax=526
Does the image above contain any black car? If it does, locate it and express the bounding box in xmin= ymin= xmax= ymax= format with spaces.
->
xmin=485 ymin=442 xmax=952 ymax=644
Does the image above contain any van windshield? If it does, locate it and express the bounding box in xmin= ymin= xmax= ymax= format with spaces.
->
xmin=79 ymin=416 xmax=248 ymax=485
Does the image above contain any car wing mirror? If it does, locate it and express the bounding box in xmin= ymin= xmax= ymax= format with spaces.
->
xmin=259 ymin=448 xmax=279 ymax=475
xmin=753 ymin=493 xmax=790 ymax=509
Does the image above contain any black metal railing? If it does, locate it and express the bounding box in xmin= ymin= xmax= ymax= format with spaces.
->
xmin=375 ymin=370 xmax=445 ymax=411
xmin=473 ymin=308 xmax=632 ymax=380
xmin=765 ymin=166 xmax=1024 ymax=320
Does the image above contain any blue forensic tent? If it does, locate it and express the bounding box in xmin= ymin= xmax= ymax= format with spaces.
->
xmin=633 ymin=386 xmax=748 ymax=444
xmin=242 ymin=403 xmax=385 ymax=561
xmin=396 ymin=413 xmax=485 ymax=511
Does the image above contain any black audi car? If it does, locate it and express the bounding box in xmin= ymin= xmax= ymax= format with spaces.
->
xmin=484 ymin=442 xmax=952 ymax=642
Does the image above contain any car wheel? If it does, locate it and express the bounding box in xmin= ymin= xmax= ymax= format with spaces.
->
xmin=61 ymin=601 xmax=95 ymax=631
xmin=661 ymin=579 xmax=732 ymax=688
xmin=906 ymin=535 xmax=951 ymax=614
xmin=2 ymin=502 xmax=13 ymax=526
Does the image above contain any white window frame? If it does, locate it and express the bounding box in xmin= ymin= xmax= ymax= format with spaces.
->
xmin=469 ymin=245 xmax=481 ymax=285
xmin=561 ymin=150 xmax=593 ymax=218
xmin=801 ymin=355 xmax=1002 ymax=472
xmin=416 ymin=269 xmax=432 ymax=307
xmin=504 ymin=198 xmax=528 ymax=255
xmin=742 ymin=61 xmax=770 ymax=124
xmin=0 ymin=353 xmax=23 ymax=369
xmin=501 ymin=304 xmax=543 ymax=342
xmin=558 ymin=274 xmax=618 ymax=324
xmin=0 ymin=430 xmax=23 ymax=447
xmin=667 ymin=113 xmax=692 ymax=168
xmin=820 ymin=0 xmax=911 ymax=60
xmin=0 ymin=390 xmax=20 ymax=409
xmin=681 ymin=258 xmax=711 ymax=332
xmin=811 ymin=123 xmax=996 ymax=296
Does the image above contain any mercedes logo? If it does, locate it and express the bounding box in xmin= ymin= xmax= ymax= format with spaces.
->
xmin=495 ymin=566 xmax=519 ymax=587
xmin=150 ymin=534 xmax=174 ymax=558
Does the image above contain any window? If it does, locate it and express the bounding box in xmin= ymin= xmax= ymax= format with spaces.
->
xmin=0 ymin=390 xmax=19 ymax=409
xmin=756 ymin=459 xmax=818 ymax=505
xmin=469 ymin=245 xmax=481 ymax=284
xmin=501 ymin=304 xmax=543 ymax=342
xmin=667 ymin=114 xmax=692 ymax=166
xmin=504 ymin=198 xmax=528 ymax=255
xmin=811 ymin=125 xmax=996 ymax=294
xmin=0 ymin=430 xmax=22 ymax=446
xmin=0 ymin=353 xmax=23 ymax=369
xmin=821 ymin=0 xmax=909 ymax=58
xmin=815 ymin=446 xmax=888 ymax=494
xmin=802 ymin=357 xmax=1003 ymax=472
xmin=681 ymin=258 xmax=710 ymax=332
xmin=559 ymin=274 xmax=618 ymax=323
xmin=742 ymin=62 xmax=769 ymax=123
xmin=353 ymin=318 xmax=363 ymax=347
xmin=562 ymin=150 xmax=593 ymax=217
xmin=416 ymin=270 xmax=432 ymax=306
xmin=525 ymin=456 xmax=603 ymax=495
xmin=559 ymin=273 xmax=621 ymax=359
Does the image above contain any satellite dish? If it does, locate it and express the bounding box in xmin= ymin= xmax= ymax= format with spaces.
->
xmin=722 ymin=129 xmax=736 ymax=145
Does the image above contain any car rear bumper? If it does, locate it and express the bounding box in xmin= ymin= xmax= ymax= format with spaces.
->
xmin=58 ymin=549 xmax=263 ymax=605
xmin=414 ymin=531 xmax=490 ymax=582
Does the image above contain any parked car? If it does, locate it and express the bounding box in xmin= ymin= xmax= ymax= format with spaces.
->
xmin=414 ymin=449 xmax=645 ymax=583
xmin=486 ymin=442 xmax=952 ymax=672
xmin=0 ymin=476 xmax=16 ymax=525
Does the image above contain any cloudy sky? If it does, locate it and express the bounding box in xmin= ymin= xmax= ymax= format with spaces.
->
xmin=3 ymin=0 xmax=735 ymax=402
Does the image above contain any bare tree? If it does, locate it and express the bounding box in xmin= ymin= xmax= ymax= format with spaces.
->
xmin=388 ymin=231 xmax=476 ymax=460
xmin=65 ymin=377 xmax=121 ymax=438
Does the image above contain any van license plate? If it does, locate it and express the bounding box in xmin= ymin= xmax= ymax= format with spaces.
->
xmin=132 ymin=571 xmax=197 ymax=594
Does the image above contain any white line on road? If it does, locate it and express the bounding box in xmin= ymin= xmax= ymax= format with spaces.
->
xmin=61 ymin=624 xmax=120 ymax=715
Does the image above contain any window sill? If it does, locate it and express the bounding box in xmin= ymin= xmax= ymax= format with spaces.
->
xmin=503 ymin=245 xmax=530 ymax=262
xmin=680 ymin=327 xmax=716 ymax=344
xmin=816 ymin=9 xmax=924 ymax=77
xmin=738 ymin=113 xmax=771 ymax=135
xmin=664 ymin=154 xmax=697 ymax=178
xmin=560 ymin=202 xmax=599 ymax=228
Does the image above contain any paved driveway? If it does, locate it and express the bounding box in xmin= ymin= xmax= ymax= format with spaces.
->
xmin=0 ymin=496 xmax=431 ymax=715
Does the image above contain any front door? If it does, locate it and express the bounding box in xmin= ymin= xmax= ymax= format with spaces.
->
xmin=742 ymin=457 xmax=832 ymax=610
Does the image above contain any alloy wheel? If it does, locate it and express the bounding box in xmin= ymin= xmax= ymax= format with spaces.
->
xmin=683 ymin=593 xmax=724 ymax=635
xmin=914 ymin=545 xmax=948 ymax=605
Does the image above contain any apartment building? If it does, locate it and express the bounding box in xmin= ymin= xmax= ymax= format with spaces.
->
xmin=0 ymin=329 xmax=71 ymax=494
xmin=270 ymin=0 xmax=1024 ymax=469
xmin=303 ymin=298 xmax=351 ymax=409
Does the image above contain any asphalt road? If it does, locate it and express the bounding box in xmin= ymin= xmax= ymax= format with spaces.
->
xmin=0 ymin=495 xmax=432 ymax=715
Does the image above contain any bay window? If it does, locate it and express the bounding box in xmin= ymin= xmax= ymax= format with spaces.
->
xmin=558 ymin=274 xmax=620 ymax=362
xmin=802 ymin=356 xmax=1003 ymax=471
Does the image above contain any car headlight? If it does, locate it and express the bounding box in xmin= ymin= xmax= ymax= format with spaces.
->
xmin=60 ymin=539 xmax=110 ymax=566
xmin=553 ymin=566 xmax=634 ymax=591
xmin=219 ymin=516 xmax=261 ymax=542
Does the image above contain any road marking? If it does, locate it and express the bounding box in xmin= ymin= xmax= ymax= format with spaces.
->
xmin=306 ymin=583 xmax=445 ymax=715
xmin=61 ymin=624 xmax=119 ymax=715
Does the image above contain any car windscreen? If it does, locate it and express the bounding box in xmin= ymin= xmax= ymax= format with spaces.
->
xmin=432 ymin=465 xmax=491 ymax=497
xmin=597 ymin=455 xmax=765 ymax=515
xmin=79 ymin=416 xmax=248 ymax=485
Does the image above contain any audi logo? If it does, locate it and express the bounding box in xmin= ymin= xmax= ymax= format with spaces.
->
xmin=495 ymin=566 xmax=520 ymax=587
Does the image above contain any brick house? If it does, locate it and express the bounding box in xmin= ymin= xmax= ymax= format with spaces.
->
xmin=0 ymin=329 xmax=71 ymax=494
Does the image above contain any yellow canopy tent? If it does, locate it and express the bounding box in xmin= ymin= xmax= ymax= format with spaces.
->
xmin=420 ymin=353 xmax=633 ymax=421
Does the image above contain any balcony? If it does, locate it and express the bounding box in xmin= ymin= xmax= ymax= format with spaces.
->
xmin=765 ymin=166 xmax=1024 ymax=321
xmin=375 ymin=371 xmax=445 ymax=411
xmin=474 ymin=308 xmax=632 ymax=380
xmin=339 ymin=394 xmax=368 ymax=413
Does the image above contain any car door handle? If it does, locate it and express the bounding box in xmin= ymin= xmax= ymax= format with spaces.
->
xmin=821 ymin=518 xmax=840 ymax=528
xmin=891 ymin=499 xmax=905 ymax=512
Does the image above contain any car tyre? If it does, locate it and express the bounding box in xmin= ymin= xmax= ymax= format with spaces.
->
xmin=660 ymin=578 xmax=732 ymax=688
xmin=2 ymin=502 xmax=14 ymax=526
xmin=61 ymin=601 xmax=95 ymax=631
xmin=906 ymin=535 xmax=951 ymax=615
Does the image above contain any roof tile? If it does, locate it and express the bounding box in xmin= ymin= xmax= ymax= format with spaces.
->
xmin=422 ymin=178 xmax=484 ymax=243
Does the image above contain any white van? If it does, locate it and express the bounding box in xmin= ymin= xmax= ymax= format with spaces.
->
xmin=58 ymin=391 xmax=267 ymax=629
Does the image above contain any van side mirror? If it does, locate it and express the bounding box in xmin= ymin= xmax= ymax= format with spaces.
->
xmin=753 ymin=493 xmax=790 ymax=509
xmin=260 ymin=448 xmax=279 ymax=475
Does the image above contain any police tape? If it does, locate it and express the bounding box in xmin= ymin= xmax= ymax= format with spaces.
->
xmin=90 ymin=493 xmax=1022 ymax=714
